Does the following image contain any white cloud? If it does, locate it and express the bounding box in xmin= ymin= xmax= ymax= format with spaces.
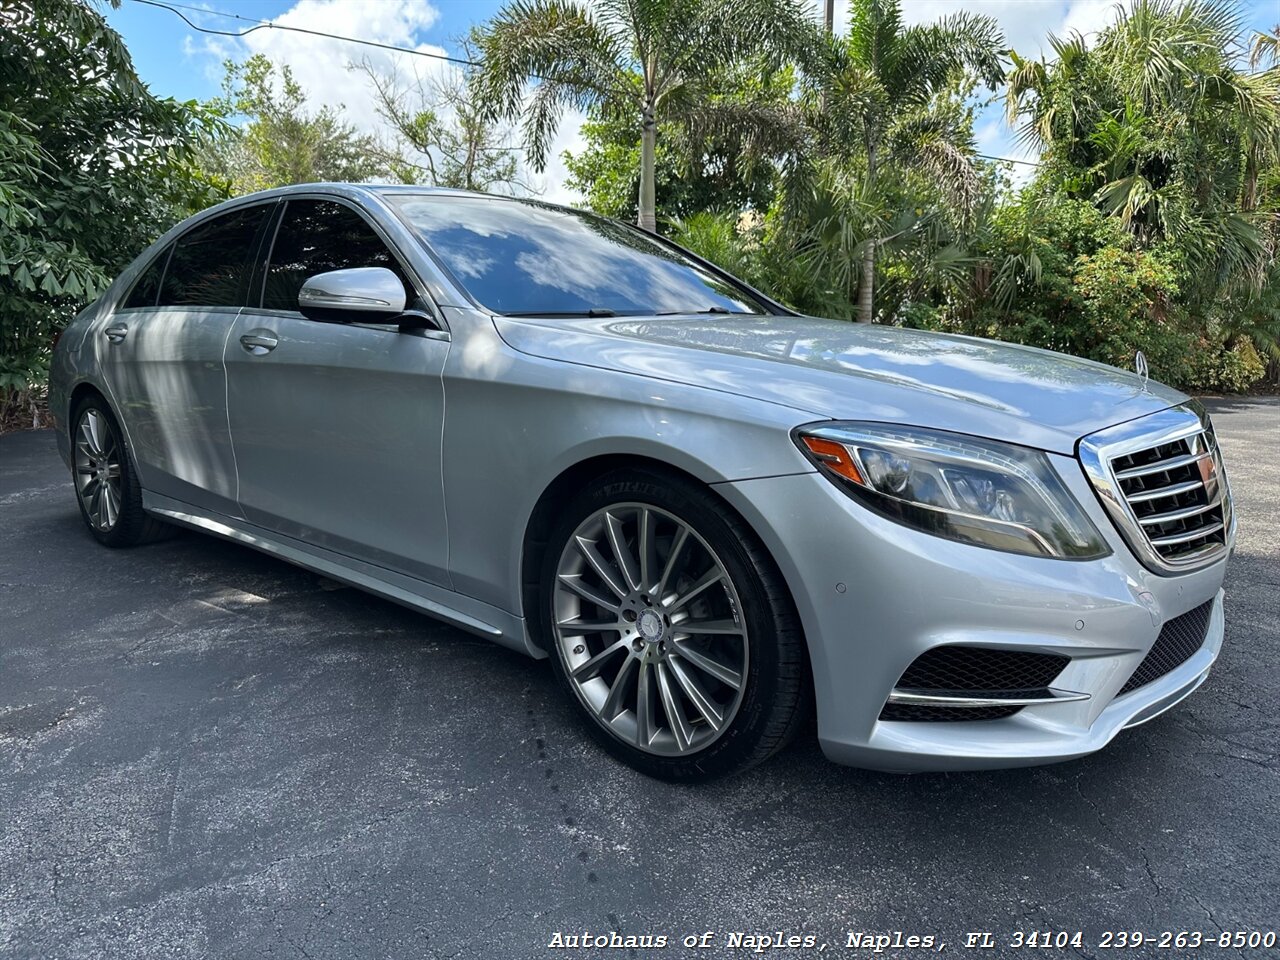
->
xmin=177 ymin=0 xmax=589 ymax=204
xmin=239 ymin=0 xmax=450 ymax=137
xmin=1057 ymin=0 xmax=1120 ymax=45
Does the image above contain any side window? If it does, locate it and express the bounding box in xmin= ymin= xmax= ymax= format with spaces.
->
xmin=260 ymin=199 xmax=413 ymax=312
xmin=122 ymin=245 xmax=171 ymax=309
xmin=158 ymin=204 xmax=271 ymax=308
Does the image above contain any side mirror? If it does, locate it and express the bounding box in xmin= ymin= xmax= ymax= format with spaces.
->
xmin=298 ymin=267 xmax=407 ymax=323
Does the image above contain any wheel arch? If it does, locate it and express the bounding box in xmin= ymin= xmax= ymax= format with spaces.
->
xmin=69 ymin=380 xmax=109 ymax=420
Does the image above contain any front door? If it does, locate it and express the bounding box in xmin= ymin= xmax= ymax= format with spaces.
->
xmin=223 ymin=197 xmax=450 ymax=587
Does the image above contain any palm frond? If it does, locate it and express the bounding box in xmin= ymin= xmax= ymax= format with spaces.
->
xmin=473 ymin=0 xmax=634 ymax=166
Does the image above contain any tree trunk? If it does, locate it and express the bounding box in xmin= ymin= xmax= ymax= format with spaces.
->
xmin=856 ymin=145 xmax=877 ymax=323
xmin=824 ymin=0 xmax=834 ymax=32
xmin=638 ymin=104 xmax=658 ymax=233
xmin=1242 ymin=146 xmax=1259 ymax=212
xmin=857 ymin=239 xmax=876 ymax=323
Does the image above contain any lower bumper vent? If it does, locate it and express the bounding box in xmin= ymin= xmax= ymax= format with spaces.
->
xmin=1118 ymin=600 xmax=1214 ymax=695
xmin=879 ymin=646 xmax=1072 ymax=723
xmin=879 ymin=702 xmax=1025 ymax=722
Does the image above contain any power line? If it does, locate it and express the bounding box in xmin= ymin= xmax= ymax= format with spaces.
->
xmin=978 ymin=152 xmax=1041 ymax=167
xmin=130 ymin=0 xmax=1044 ymax=170
xmin=131 ymin=0 xmax=480 ymax=69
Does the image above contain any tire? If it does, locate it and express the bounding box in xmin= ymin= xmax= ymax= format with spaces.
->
xmin=70 ymin=395 xmax=169 ymax=548
xmin=538 ymin=467 xmax=811 ymax=781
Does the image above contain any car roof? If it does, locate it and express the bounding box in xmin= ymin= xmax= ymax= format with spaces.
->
xmin=221 ymin=182 xmax=536 ymax=206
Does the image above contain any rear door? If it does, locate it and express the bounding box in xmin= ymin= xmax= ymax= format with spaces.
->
xmin=101 ymin=202 xmax=273 ymax=517
xmin=223 ymin=196 xmax=451 ymax=587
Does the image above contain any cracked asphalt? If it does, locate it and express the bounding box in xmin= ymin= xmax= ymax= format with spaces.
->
xmin=1 ymin=398 xmax=1277 ymax=960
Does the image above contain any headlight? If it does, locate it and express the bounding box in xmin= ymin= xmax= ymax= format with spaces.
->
xmin=794 ymin=423 xmax=1110 ymax=559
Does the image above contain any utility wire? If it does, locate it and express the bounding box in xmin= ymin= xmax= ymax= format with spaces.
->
xmin=131 ymin=0 xmax=481 ymax=68
xmin=130 ymin=0 xmax=1045 ymax=169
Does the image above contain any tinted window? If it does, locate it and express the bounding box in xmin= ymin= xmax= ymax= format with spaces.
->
xmin=122 ymin=245 xmax=171 ymax=309
xmin=158 ymin=205 xmax=270 ymax=307
xmin=387 ymin=195 xmax=767 ymax=317
xmin=261 ymin=199 xmax=413 ymax=311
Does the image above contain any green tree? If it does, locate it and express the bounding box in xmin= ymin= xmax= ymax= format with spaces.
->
xmin=563 ymin=62 xmax=793 ymax=221
xmin=472 ymin=0 xmax=815 ymax=232
xmin=0 ymin=0 xmax=224 ymax=426
xmin=810 ymin=0 xmax=1004 ymax=321
xmin=1007 ymin=0 xmax=1280 ymax=309
xmin=201 ymin=54 xmax=387 ymax=193
xmin=353 ymin=41 xmax=532 ymax=194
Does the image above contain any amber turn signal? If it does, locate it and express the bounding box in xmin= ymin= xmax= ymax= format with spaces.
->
xmin=800 ymin=435 xmax=865 ymax=485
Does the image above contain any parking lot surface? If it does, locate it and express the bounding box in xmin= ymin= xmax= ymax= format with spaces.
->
xmin=1 ymin=399 xmax=1277 ymax=959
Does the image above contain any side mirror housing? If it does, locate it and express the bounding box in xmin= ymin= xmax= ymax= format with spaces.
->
xmin=298 ymin=267 xmax=407 ymax=323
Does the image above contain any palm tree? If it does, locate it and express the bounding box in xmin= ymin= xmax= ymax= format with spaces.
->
xmin=813 ymin=0 xmax=1004 ymax=321
xmin=472 ymin=0 xmax=814 ymax=233
xmin=1007 ymin=0 xmax=1280 ymax=309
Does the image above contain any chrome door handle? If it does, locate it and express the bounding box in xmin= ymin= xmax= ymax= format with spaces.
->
xmin=104 ymin=325 xmax=128 ymax=343
xmin=239 ymin=333 xmax=279 ymax=355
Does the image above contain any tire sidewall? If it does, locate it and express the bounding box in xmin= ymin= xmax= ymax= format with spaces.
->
xmin=539 ymin=469 xmax=797 ymax=781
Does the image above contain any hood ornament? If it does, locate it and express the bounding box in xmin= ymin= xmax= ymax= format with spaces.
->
xmin=1134 ymin=350 xmax=1149 ymax=386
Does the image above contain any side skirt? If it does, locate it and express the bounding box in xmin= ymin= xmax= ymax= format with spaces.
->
xmin=143 ymin=491 xmax=543 ymax=659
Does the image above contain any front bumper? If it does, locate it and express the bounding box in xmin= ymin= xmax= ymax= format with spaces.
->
xmin=715 ymin=451 xmax=1229 ymax=773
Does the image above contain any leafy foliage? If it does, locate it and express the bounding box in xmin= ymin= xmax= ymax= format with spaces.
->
xmin=472 ymin=0 xmax=816 ymax=231
xmin=0 ymin=0 xmax=225 ymax=423
xmin=352 ymin=40 xmax=531 ymax=194
xmin=198 ymin=54 xmax=388 ymax=194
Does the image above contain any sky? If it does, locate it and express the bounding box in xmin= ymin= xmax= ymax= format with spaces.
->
xmin=105 ymin=0 xmax=1280 ymax=204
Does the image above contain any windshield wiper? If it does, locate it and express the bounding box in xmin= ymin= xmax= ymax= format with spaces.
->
xmin=654 ymin=307 xmax=760 ymax=316
xmin=502 ymin=308 xmax=618 ymax=318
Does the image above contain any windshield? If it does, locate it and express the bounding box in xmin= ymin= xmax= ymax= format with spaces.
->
xmin=386 ymin=194 xmax=770 ymax=317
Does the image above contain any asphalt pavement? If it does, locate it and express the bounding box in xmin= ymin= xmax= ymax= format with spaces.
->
xmin=1 ymin=399 xmax=1277 ymax=959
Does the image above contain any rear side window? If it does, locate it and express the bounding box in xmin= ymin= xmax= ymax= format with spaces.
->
xmin=122 ymin=246 xmax=171 ymax=309
xmin=260 ymin=199 xmax=412 ymax=311
xmin=158 ymin=205 xmax=271 ymax=308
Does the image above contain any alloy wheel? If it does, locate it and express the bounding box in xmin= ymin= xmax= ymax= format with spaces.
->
xmin=74 ymin=408 xmax=123 ymax=532
xmin=552 ymin=502 xmax=749 ymax=756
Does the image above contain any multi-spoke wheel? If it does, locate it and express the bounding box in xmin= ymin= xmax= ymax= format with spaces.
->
xmin=74 ymin=407 xmax=123 ymax=533
xmin=70 ymin=396 xmax=169 ymax=547
xmin=541 ymin=469 xmax=810 ymax=780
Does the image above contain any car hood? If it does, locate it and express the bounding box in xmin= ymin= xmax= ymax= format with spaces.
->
xmin=493 ymin=313 xmax=1185 ymax=455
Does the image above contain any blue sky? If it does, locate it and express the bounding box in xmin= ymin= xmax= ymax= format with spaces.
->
xmin=106 ymin=0 xmax=1280 ymax=201
xmin=107 ymin=1 xmax=508 ymax=103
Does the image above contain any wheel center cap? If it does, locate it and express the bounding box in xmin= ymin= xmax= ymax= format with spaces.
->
xmin=637 ymin=609 xmax=663 ymax=642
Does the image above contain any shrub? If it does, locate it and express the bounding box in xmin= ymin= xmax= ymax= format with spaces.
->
xmin=1184 ymin=337 xmax=1267 ymax=394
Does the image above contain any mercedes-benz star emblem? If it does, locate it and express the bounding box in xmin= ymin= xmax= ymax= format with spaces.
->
xmin=1134 ymin=350 xmax=1149 ymax=385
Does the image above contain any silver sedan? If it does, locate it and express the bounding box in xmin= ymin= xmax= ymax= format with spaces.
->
xmin=49 ymin=184 xmax=1233 ymax=779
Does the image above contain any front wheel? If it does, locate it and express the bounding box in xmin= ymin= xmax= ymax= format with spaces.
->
xmin=539 ymin=469 xmax=810 ymax=781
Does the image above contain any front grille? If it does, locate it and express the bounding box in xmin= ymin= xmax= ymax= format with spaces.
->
xmin=1110 ymin=429 xmax=1229 ymax=566
xmin=1118 ymin=599 xmax=1214 ymax=695
xmin=878 ymin=646 xmax=1070 ymax=723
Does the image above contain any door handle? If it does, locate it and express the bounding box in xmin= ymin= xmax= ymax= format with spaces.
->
xmin=239 ymin=333 xmax=279 ymax=355
xmin=104 ymin=325 xmax=128 ymax=343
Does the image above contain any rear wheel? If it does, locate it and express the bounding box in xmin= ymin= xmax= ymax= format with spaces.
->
xmin=71 ymin=396 xmax=168 ymax=547
xmin=540 ymin=469 xmax=810 ymax=781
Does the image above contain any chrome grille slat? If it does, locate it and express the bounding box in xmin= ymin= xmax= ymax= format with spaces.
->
xmin=1126 ymin=479 xmax=1204 ymax=503
xmin=1138 ymin=494 xmax=1225 ymax=527
xmin=1114 ymin=450 xmax=1212 ymax=480
xmin=1078 ymin=402 xmax=1233 ymax=575
xmin=1149 ymin=520 xmax=1225 ymax=547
